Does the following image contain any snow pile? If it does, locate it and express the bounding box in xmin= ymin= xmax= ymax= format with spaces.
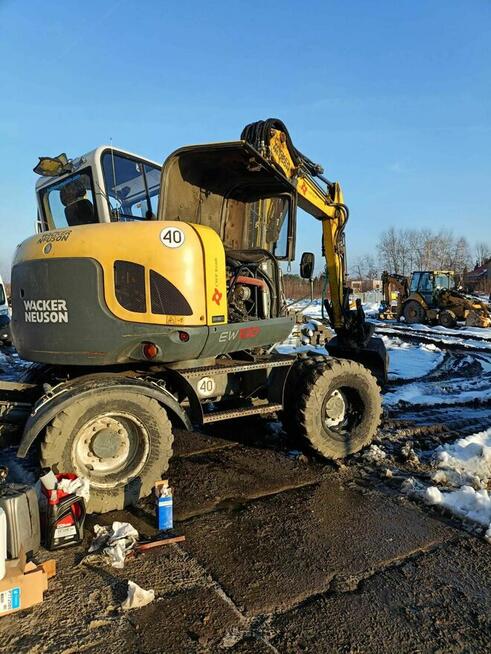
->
xmin=404 ymin=428 xmax=491 ymax=542
xmin=424 ymin=486 xmax=491 ymax=542
xmin=431 ymin=428 xmax=491 ymax=488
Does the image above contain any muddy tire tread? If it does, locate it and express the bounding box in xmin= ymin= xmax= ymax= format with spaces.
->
xmin=40 ymin=393 xmax=173 ymax=513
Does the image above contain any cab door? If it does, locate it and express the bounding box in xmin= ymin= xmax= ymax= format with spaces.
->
xmin=417 ymin=272 xmax=435 ymax=305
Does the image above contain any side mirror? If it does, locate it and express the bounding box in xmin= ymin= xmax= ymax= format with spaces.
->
xmin=300 ymin=252 xmax=315 ymax=280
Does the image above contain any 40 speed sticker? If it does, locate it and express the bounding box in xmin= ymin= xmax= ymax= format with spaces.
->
xmin=160 ymin=226 xmax=185 ymax=248
xmin=197 ymin=376 xmax=216 ymax=397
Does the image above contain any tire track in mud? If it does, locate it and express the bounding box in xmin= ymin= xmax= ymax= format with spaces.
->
xmin=373 ymin=324 xmax=491 ymax=353
xmin=357 ymin=329 xmax=491 ymax=541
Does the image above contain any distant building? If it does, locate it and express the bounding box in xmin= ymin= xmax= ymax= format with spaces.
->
xmin=350 ymin=279 xmax=382 ymax=294
xmin=464 ymin=259 xmax=491 ymax=294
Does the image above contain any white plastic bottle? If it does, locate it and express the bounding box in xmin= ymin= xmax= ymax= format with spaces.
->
xmin=0 ymin=507 xmax=6 ymax=580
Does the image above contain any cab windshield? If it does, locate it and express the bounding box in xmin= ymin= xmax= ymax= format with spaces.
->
xmin=39 ymin=169 xmax=98 ymax=229
xmin=434 ymin=274 xmax=454 ymax=289
xmin=102 ymin=151 xmax=160 ymax=221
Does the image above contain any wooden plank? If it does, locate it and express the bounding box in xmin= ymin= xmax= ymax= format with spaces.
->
xmin=134 ymin=535 xmax=186 ymax=552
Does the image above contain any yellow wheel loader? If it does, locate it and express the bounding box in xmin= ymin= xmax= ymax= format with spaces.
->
xmin=6 ymin=119 xmax=387 ymax=513
xmin=379 ymin=270 xmax=490 ymax=328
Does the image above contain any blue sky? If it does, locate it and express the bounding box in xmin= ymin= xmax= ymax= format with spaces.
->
xmin=0 ymin=0 xmax=490 ymax=279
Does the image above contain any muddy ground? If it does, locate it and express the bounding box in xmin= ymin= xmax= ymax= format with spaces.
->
xmin=0 ymin=419 xmax=489 ymax=654
xmin=1 ymin=330 xmax=491 ymax=653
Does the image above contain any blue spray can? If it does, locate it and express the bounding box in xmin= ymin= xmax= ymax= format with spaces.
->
xmin=155 ymin=480 xmax=173 ymax=531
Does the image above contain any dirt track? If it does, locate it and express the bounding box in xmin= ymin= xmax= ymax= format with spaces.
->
xmin=0 ymin=421 xmax=490 ymax=654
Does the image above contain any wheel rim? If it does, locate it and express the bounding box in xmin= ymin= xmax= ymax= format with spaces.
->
xmin=72 ymin=412 xmax=150 ymax=489
xmin=324 ymin=390 xmax=347 ymax=427
xmin=322 ymin=387 xmax=364 ymax=434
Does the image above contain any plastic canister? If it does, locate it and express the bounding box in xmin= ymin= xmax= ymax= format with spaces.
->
xmin=41 ymin=473 xmax=86 ymax=550
xmin=0 ymin=507 xmax=6 ymax=580
xmin=0 ymin=483 xmax=41 ymax=559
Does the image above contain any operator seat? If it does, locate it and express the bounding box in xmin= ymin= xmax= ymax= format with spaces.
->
xmin=60 ymin=178 xmax=97 ymax=226
xmin=64 ymin=199 xmax=96 ymax=226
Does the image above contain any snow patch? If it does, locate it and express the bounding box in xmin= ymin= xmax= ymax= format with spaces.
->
xmin=431 ymin=428 xmax=491 ymax=488
xmin=424 ymin=485 xmax=491 ymax=542
xmin=404 ymin=428 xmax=491 ymax=542
xmin=382 ymin=336 xmax=444 ymax=380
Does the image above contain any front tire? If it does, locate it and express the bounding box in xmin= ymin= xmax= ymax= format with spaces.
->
xmin=403 ymin=300 xmax=426 ymax=324
xmin=40 ymin=390 xmax=173 ymax=513
xmin=439 ymin=309 xmax=457 ymax=328
xmin=284 ymin=357 xmax=382 ymax=459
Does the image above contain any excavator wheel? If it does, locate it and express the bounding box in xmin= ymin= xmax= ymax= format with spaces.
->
xmin=439 ymin=309 xmax=457 ymax=328
xmin=283 ymin=357 xmax=382 ymax=459
xmin=403 ymin=300 xmax=426 ymax=325
xmin=40 ymin=390 xmax=173 ymax=513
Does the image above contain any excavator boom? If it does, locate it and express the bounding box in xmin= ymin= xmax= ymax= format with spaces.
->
xmin=241 ymin=119 xmax=387 ymax=380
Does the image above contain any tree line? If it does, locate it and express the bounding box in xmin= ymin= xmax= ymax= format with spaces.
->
xmin=351 ymin=228 xmax=489 ymax=280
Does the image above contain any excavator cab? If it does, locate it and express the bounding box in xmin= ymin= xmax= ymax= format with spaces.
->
xmin=35 ymin=147 xmax=162 ymax=231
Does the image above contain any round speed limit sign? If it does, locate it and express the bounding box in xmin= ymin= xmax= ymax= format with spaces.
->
xmin=197 ymin=376 xmax=216 ymax=397
xmin=160 ymin=226 xmax=185 ymax=248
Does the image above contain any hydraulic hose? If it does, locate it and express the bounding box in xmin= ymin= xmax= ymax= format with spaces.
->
xmin=241 ymin=118 xmax=334 ymax=192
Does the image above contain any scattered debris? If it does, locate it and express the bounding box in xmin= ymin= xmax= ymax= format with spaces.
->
xmin=363 ymin=444 xmax=387 ymax=463
xmin=133 ymin=533 xmax=186 ymax=555
xmin=88 ymin=521 xmax=139 ymax=568
xmin=121 ymin=580 xmax=154 ymax=610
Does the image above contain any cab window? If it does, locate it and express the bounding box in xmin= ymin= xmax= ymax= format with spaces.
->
xmin=39 ymin=169 xmax=98 ymax=229
xmin=224 ymin=195 xmax=292 ymax=260
xmin=418 ymin=273 xmax=433 ymax=293
xmin=102 ymin=152 xmax=160 ymax=221
xmin=434 ymin=274 xmax=454 ymax=289
xmin=410 ymin=273 xmax=421 ymax=293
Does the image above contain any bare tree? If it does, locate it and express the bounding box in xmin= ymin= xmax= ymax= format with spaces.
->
xmin=475 ymin=242 xmax=490 ymax=266
xmin=350 ymin=256 xmax=365 ymax=281
xmin=377 ymin=227 xmax=471 ymax=276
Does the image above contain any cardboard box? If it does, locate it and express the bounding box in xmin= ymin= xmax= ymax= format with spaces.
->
xmin=0 ymin=549 xmax=55 ymax=617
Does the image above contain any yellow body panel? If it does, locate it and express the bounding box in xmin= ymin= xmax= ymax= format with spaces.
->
xmin=191 ymin=224 xmax=228 ymax=325
xmin=14 ymin=222 xmax=227 ymax=327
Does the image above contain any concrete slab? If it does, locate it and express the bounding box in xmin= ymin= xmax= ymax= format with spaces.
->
xmin=169 ymin=445 xmax=326 ymax=521
xmin=172 ymin=427 xmax=237 ymax=458
xmin=271 ymin=536 xmax=491 ymax=653
xmin=181 ymin=480 xmax=460 ymax=615
xmin=129 ymin=587 xmax=242 ymax=653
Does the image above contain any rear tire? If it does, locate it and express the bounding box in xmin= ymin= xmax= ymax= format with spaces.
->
xmin=403 ymin=300 xmax=426 ymax=324
xmin=283 ymin=357 xmax=382 ymax=459
xmin=439 ymin=309 xmax=457 ymax=328
xmin=40 ymin=390 xmax=173 ymax=513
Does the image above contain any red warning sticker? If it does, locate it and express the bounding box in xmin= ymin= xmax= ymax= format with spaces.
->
xmin=212 ymin=288 xmax=223 ymax=306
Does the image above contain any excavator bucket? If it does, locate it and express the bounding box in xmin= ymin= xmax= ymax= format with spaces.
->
xmin=466 ymin=310 xmax=491 ymax=328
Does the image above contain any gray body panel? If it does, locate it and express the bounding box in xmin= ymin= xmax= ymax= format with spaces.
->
xmin=11 ymin=259 xmax=294 ymax=366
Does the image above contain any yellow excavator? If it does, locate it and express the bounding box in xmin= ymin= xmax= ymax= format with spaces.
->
xmin=379 ymin=270 xmax=490 ymax=328
xmin=9 ymin=119 xmax=387 ymax=512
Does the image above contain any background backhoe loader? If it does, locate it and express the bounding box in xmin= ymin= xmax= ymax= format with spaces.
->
xmin=6 ymin=119 xmax=387 ymax=513
xmin=379 ymin=270 xmax=490 ymax=328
